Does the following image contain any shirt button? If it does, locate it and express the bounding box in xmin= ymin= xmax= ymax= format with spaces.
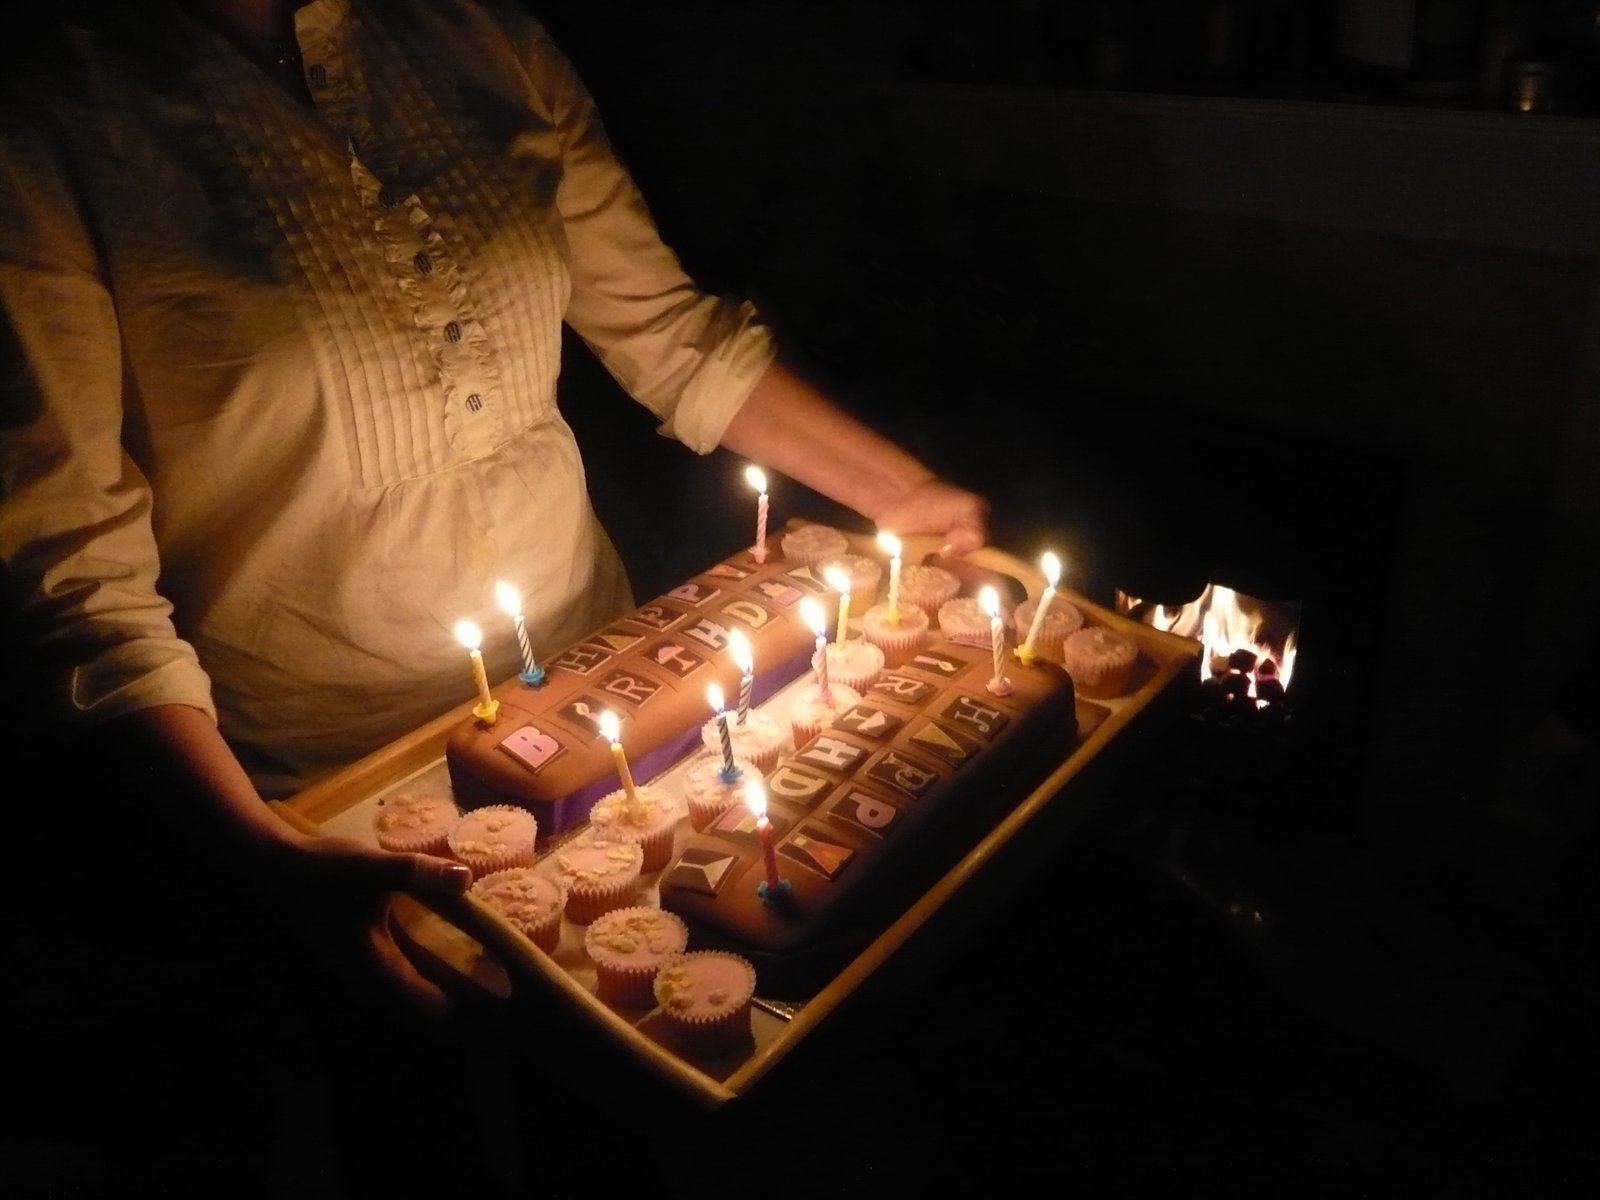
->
xmin=444 ymin=321 xmax=462 ymax=343
xmin=308 ymin=64 xmax=327 ymax=88
xmin=465 ymin=393 xmax=483 ymax=412
xmin=414 ymin=252 xmax=433 ymax=275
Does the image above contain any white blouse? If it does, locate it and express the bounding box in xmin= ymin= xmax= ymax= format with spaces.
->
xmin=0 ymin=0 xmax=774 ymax=794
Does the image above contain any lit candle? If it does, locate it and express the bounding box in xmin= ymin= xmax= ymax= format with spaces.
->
xmin=728 ymin=628 xmax=754 ymax=725
xmin=706 ymin=682 xmax=738 ymax=779
xmin=1017 ymin=551 xmax=1062 ymax=665
xmin=824 ymin=565 xmax=852 ymax=644
xmin=745 ymin=465 xmax=769 ymax=563
xmin=495 ymin=579 xmax=545 ymax=686
xmin=801 ymin=596 xmax=831 ymax=702
xmin=980 ymin=586 xmax=1012 ymax=697
xmin=454 ymin=619 xmax=500 ymax=724
xmin=876 ymin=530 xmax=902 ymax=624
xmin=746 ymin=779 xmax=784 ymax=897
xmin=597 ymin=709 xmax=642 ymax=815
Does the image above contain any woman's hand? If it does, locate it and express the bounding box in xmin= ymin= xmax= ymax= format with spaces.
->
xmin=263 ymin=832 xmax=473 ymax=1023
xmin=873 ymin=476 xmax=990 ymax=559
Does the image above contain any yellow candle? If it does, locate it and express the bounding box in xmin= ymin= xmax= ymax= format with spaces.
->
xmin=877 ymin=530 xmax=902 ymax=623
xmin=824 ymin=565 xmax=852 ymax=643
xmin=598 ymin=709 xmax=641 ymax=812
xmin=1017 ymin=551 xmax=1062 ymax=665
xmin=455 ymin=619 xmax=499 ymax=724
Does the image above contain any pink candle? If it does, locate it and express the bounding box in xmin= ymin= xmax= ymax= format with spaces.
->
xmin=801 ymin=597 xmax=830 ymax=702
xmin=747 ymin=780 xmax=781 ymax=892
xmin=980 ymin=586 xmax=1012 ymax=696
xmin=745 ymin=466 xmax=769 ymax=563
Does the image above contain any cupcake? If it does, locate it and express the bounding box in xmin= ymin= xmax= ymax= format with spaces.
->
xmin=584 ymin=906 xmax=690 ymax=1008
xmin=652 ymin=950 xmax=758 ymax=1055
xmin=700 ymin=708 xmax=787 ymax=774
xmin=682 ymin=753 xmax=764 ymax=831
xmin=470 ymin=867 xmax=566 ymax=953
xmin=815 ymin=637 xmax=885 ymax=693
xmin=857 ymin=601 xmax=931 ymax=668
xmin=1011 ymin=593 xmax=1086 ymax=663
xmin=372 ymin=791 xmax=458 ymax=856
xmin=818 ymin=552 xmax=883 ymax=609
xmin=785 ymin=680 xmax=862 ymax=748
xmin=937 ymin=596 xmax=1006 ymax=648
xmin=1059 ymin=625 xmax=1140 ymax=698
xmin=547 ymin=832 xmax=645 ymax=925
xmin=446 ymin=804 xmax=538 ymax=878
xmin=779 ymin=522 xmax=850 ymax=569
xmin=895 ymin=563 xmax=961 ymax=619
xmin=586 ymin=784 xmax=682 ymax=873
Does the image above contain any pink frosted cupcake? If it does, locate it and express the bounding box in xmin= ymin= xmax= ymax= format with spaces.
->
xmin=779 ymin=522 xmax=849 ymax=569
xmin=446 ymin=805 xmax=538 ymax=879
xmin=895 ymin=563 xmax=961 ymax=619
xmin=938 ymin=596 xmax=1008 ymax=648
xmin=818 ymin=552 xmax=883 ymax=609
xmin=682 ymin=753 xmax=763 ymax=831
xmin=1060 ymin=625 xmax=1141 ymax=698
xmin=1012 ymin=593 xmax=1086 ymax=663
xmin=857 ymin=601 xmax=931 ymax=668
xmin=587 ymin=784 xmax=682 ymax=873
xmin=372 ymin=792 xmax=458 ymax=856
xmin=584 ymin=906 xmax=690 ymax=1008
xmin=547 ymin=833 xmax=645 ymax=925
xmin=470 ymin=867 xmax=566 ymax=953
xmin=700 ymin=708 xmax=787 ymax=774
xmin=815 ymin=638 xmax=885 ymax=694
xmin=652 ymin=950 xmax=758 ymax=1055
xmin=786 ymin=680 xmax=862 ymax=748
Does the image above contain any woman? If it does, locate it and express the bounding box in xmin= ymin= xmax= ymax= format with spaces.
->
xmin=1 ymin=0 xmax=987 ymax=1022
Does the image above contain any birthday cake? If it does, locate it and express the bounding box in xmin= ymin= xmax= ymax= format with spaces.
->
xmin=657 ymin=631 xmax=1077 ymax=983
xmin=445 ymin=544 xmax=838 ymax=836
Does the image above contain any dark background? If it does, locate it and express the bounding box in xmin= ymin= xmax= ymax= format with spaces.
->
xmin=526 ymin=1 xmax=1600 ymax=1190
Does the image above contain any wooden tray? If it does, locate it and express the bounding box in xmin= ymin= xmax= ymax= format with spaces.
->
xmin=271 ymin=532 xmax=1199 ymax=1109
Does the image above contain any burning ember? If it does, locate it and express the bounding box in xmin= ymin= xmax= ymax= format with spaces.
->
xmin=1117 ymin=583 xmax=1300 ymax=712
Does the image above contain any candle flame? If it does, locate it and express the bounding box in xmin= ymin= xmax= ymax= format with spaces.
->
xmin=454 ymin=619 xmax=482 ymax=650
xmin=979 ymin=586 xmax=1001 ymax=620
xmin=598 ymin=709 xmax=621 ymax=744
xmin=744 ymin=777 xmax=767 ymax=821
xmin=728 ymin=628 xmax=753 ymax=674
xmin=801 ymin=596 xmax=827 ymax=637
xmin=706 ymin=682 xmax=725 ymax=712
xmin=876 ymin=530 xmax=901 ymax=559
xmin=824 ymin=565 xmax=851 ymax=596
xmin=745 ymin=465 xmax=767 ymax=494
xmin=494 ymin=580 xmax=522 ymax=617
xmin=1040 ymin=552 xmax=1061 ymax=588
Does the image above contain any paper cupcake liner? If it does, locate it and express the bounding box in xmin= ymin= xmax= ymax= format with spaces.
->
xmin=371 ymin=795 xmax=458 ymax=857
xmin=584 ymin=907 xmax=689 ymax=1008
xmin=470 ymin=867 xmax=566 ymax=954
xmin=588 ymin=788 xmax=682 ymax=874
xmin=550 ymin=837 xmax=646 ymax=926
xmin=446 ymin=804 xmax=539 ymax=879
xmin=896 ymin=565 xmax=961 ymax=620
xmin=1012 ymin=596 xmax=1086 ymax=662
xmin=787 ymin=683 xmax=861 ymax=749
xmin=779 ymin=524 xmax=849 ymax=568
xmin=814 ymin=642 xmax=885 ymax=695
xmin=684 ymin=755 xmax=762 ymax=831
xmin=652 ymin=950 xmax=757 ymax=1053
xmin=859 ymin=605 xmax=931 ymax=668
xmin=1060 ymin=627 xmax=1139 ymax=698
xmin=701 ymin=715 xmax=786 ymax=776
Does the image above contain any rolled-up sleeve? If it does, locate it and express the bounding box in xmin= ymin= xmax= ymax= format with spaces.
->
xmin=522 ymin=21 xmax=775 ymax=454
xmin=0 ymin=113 xmax=215 ymax=732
